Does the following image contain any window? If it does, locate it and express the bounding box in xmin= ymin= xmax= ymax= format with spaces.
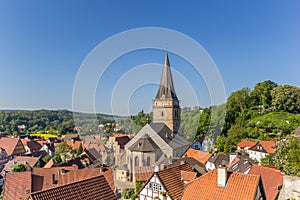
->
xmin=148 ymin=182 xmax=152 ymax=188
xmin=153 ymin=183 xmax=158 ymax=192
xmin=161 ymin=111 xmax=164 ymax=116
xmin=159 ymin=185 xmax=162 ymax=191
xmin=146 ymin=157 xmax=151 ymax=166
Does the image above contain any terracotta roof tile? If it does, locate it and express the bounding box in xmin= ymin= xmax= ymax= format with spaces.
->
xmin=183 ymin=148 xmax=212 ymax=164
xmin=181 ymin=170 xmax=196 ymax=182
xmin=32 ymin=166 xmax=77 ymax=192
xmin=156 ymin=163 xmax=194 ymax=199
xmin=182 ymin=169 xmax=263 ymax=200
xmin=14 ymin=156 xmax=40 ymax=167
xmin=259 ymin=141 xmax=276 ymax=154
xmin=135 ymin=166 xmax=154 ymax=181
xmin=0 ymin=137 xmax=26 ymax=156
xmin=249 ymin=165 xmax=283 ymax=200
xmin=29 ymin=174 xmax=116 ymax=200
xmin=237 ymin=141 xmax=257 ymax=148
xmin=3 ymin=171 xmax=32 ymax=200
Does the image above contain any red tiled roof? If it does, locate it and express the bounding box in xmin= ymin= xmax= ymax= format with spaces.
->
xmin=3 ymin=171 xmax=32 ymax=200
xmin=43 ymin=159 xmax=59 ymax=168
xmin=0 ymin=137 xmax=26 ymax=156
xmin=259 ymin=141 xmax=276 ymax=154
xmin=29 ymin=174 xmax=116 ymax=200
xmin=181 ymin=170 xmax=196 ymax=182
xmin=182 ymin=169 xmax=262 ymax=200
xmin=13 ymin=156 xmax=40 ymax=168
xmin=249 ymin=165 xmax=283 ymax=200
xmin=32 ymin=166 xmax=78 ymax=192
xmin=237 ymin=141 xmax=257 ymax=148
xmin=135 ymin=166 xmax=154 ymax=181
xmin=183 ymin=148 xmax=212 ymax=164
xmin=156 ymin=163 xmax=194 ymax=200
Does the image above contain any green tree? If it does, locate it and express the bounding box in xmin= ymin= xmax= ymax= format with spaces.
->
xmin=55 ymin=141 xmax=72 ymax=155
xmin=272 ymin=137 xmax=300 ymax=176
xmin=53 ymin=155 xmax=63 ymax=164
xmin=76 ymin=143 xmax=83 ymax=157
xmin=271 ymin=85 xmax=300 ymax=113
xmin=11 ymin=164 xmax=27 ymax=172
xmin=43 ymin=155 xmax=52 ymax=163
xmin=250 ymin=80 xmax=277 ymax=111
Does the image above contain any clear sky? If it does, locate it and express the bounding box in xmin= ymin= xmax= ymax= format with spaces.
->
xmin=0 ymin=1 xmax=299 ymax=115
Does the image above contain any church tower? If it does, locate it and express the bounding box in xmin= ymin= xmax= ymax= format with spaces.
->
xmin=153 ymin=52 xmax=181 ymax=134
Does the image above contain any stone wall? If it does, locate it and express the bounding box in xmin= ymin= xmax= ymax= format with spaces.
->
xmin=278 ymin=175 xmax=300 ymax=200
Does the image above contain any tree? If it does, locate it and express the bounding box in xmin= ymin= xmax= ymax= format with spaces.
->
xmin=224 ymin=88 xmax=251 ymax=133
xmin=272 ymin=137 xmax=300 ymax=176
xmin=53 ymin=155 xmax=63 ymax=164
xmin=250 ymin=80 xmax=277 ymax=111
xmin=55 ymin=141 xmax=72 ymax=155
xmin=76 ymin=143 xmax=83 ymax=157
xmin=271 ymin=85 xmax=300 ymax=113
xmin=11 ymin=164 xmax=27 ymax=172
xmin=43 ymin=155 xmax=52 ymax=163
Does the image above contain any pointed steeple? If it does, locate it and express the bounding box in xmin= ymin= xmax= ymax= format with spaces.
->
xmin=155 ymin=52 xmax=178 ymax=100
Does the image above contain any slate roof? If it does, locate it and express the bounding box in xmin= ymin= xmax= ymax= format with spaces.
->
xmin=182 ymin=169 xmax=265 ymax=200
xmin=208 ymin=153 xmax=230 ymax=167
xmin=227 ymin=157 xmax=255 ymax=173
xmin=115 ymin=136 xmax=130 ymax=149
xmin=128 ymin=134 xmax=159 ymax=152
xmin=29 ymin=174 xmax=116 ymax=200
xmin=84 ymin=148 xmax=102 ymax=161
xmin=3 ymin=171 xmax=32 ymax=200
xmin=0 ymin=137 xmax=26 ymax=156
xmin=171 ymin=157 xmax=207 ymax=175
xmin=249 ymin=165 xmax=283 ymax=200
xmin=183 ymin=148 xmax=212 ymax=164
xmin=155 ymin=52 xmax=178 ymax=100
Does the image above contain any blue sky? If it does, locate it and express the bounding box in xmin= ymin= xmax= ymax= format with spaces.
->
xmin=0 ymin=1 xmax=299 ymax=115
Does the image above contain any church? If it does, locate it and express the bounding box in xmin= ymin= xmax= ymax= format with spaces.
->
xmin=116 ymin=53 xmax=189 ymax=182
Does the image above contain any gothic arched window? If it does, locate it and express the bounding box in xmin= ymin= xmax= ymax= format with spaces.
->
xmin=146 ymin=157 xmax=151 ymax=166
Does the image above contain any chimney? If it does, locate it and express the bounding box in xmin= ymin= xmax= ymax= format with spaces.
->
xmin=217 ymin=165 xmax=227 ymax=187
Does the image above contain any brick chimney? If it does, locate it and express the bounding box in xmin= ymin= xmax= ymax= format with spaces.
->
xmin=217 ymin=165 xmax=227 ymax=187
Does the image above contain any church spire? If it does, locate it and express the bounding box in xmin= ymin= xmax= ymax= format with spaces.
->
xmin=155 ymin=52 xmax=178 ymax=100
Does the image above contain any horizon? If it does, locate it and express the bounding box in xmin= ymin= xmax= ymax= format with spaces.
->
xmin=1 ymin=1 xmax=299 ymax=115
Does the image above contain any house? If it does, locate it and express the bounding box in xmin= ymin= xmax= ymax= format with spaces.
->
xmin=0 ymin=148 xmax=9 ymax=171
xmin=191 ymin=134 xmax=212 ymax=151
xmin=39 ymin=143 xmax=55 ymax=157
xmin=183 ymin=148 xmax=212 ymax=165
xmin=2 ymin=156 xmax=42 ymax=175
xmin=119 ymin=53 xmax=189 ymax=181
xmin=0 ymin=137 xmax=26 ymax=158
xmin=181 ymin=166 xmax=266 ymax=200
xmin=237 ymin=141 xmax=257 ymax=153
xmin=64 ymin=133 xmax=80 ymax=142
xmin=205 ymin=153 xmax=230 ymax=171
xmin=248 ymin=165 xmax=283 ymax=200
xmin=138 ymin=162 xmax=196 ymax=200
xmin=29 ymin=174 xmax=116 ymax=200
xmin=106 ymin=134 xmax=130 ymax=165
xmin=227 ymin=154 xmax=255 ymax=174
xmin=84 ymin=142 xmax=110 ymax=165
xmin=21 ymin=139 xmax=43 ymax=154
xmin=248 ymin=141 xmax=276 ymax=163
xmin=3 ymin=166 xmax=115 ymax=200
